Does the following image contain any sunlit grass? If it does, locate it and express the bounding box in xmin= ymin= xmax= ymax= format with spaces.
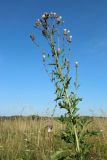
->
xmin=0 ymin=116 xmax=107 ymax=160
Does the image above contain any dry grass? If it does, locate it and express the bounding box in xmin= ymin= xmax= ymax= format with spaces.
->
xmin=89 ymin=117 xmax=107 ymax=160
xmin=0 ymin=116 xmax=64 ymax=160
xmin=0 ymin=116 xmax=107 ymax=160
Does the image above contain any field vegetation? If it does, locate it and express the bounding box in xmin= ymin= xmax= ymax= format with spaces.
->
xmin=0 ymin=116 xmax=107 ymax=160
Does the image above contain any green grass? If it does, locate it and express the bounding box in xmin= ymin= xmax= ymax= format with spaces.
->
xmin=0 ymin=116 xmax=107 ymax=160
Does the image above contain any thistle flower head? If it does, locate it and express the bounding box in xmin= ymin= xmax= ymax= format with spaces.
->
xmin=42 ymin=14 xmax=46 ymax=19
xmin=68 ymin=35 xmax=72 ymax=43
xmin=45 ymin=12 xmax=49 ymax=16
xmin=50 ymin=12 xmax=54 ymax=17
xmin=57 ymin=16 xmax=62 ymax=22
xmin=63 ymin=28 xmax=68 ymax=35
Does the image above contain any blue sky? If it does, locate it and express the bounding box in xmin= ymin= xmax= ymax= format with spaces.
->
xmin=0 ymin=0 xmax=107 ymax=116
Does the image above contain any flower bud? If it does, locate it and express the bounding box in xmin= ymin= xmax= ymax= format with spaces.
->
xmin=59 ymin=16 xmax=62 ymax=20
xmin=30 ymin=34 xmax=35 ymax=41
xmin=42 ymin=53 xmax=46 ymax=61
xmin=57 ymin=48 xmax=61 ymax=54
xmin=75 ymin=61 xmax=78 ymax=67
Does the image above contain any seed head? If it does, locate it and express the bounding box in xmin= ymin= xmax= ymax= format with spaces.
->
xmin=67 ymin=30 xmax=70 ymax=34
xmin=42 ymin=14 xmax=46 ymax=19
xmin=68 ymin=35 xmax=72 ymax=42
xmin=53 ymin=12 xmax=57 ymax=17
xmin=59 ymin=16 xmax=62 ymax=20
xmin=35 ymin=19 xmax=41 ymax=27
xmin=100 ymin=129 xmax=103 ymax=132
xmin=57 ymin=16 xmax=62 ymax=22
xmin=50 ymin=12 xmax=54 ymax=17
xmin=63 ymin=29 xmax=67 ymax=35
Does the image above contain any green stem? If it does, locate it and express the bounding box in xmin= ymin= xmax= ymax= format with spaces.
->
xmin=74 ymin=64 xmax=78 ymax=94
xmin=73 ymin=125 xmax=80 ymax=153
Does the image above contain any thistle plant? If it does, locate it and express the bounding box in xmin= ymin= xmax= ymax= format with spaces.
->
xmin=30 ymin=12 xmax=97 ymax=160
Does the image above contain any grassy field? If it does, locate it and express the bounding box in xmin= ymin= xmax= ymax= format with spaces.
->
xmin=0 ymin=116 xmax=107 ymax=160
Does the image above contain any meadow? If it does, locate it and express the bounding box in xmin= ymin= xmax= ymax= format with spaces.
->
xmin=0 ymin=116 xmax=107 ymax=160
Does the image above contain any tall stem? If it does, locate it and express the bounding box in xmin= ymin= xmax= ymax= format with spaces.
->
xmin=73 ymin=62 xmax=80 ymax=153
xmin=74 ymin=62 xmax=78 ymax=94
xmin=73 ymin=124 xmax=80 ymax=153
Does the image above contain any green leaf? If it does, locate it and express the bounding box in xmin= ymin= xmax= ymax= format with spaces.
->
xmin=48 ymin=63 xmax=57 ymax=66
xmin=88 ymin=130 xmax=99 ymax=136
xmin=64 ymin=77 xmax=71 ymax=89
xmin=54 ymin=97 xmax=61 ymax=101
xmin=51 ymin=150 xmax=75 ymax=160
xmin=51 ymin=150 xmax=64 ymax=160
